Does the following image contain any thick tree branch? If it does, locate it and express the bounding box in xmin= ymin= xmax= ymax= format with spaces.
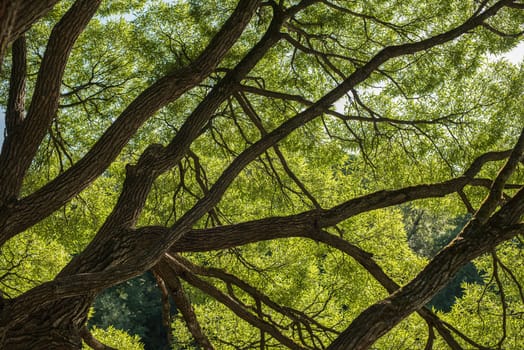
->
xmin=56 ymin=1 xmax=326 ymax=283
xmin=327 ymin=132 xmax=524 ymax=349
xmin=0 ymin=0 xmax=103 ymax=205
xmin=5 ymin=35 xmax=26 ymax=136
xmin=166 ymin=150 xmax=510 ymax=255
xmin=0 ymin=0 xmax=264 ymax=244
xmin=153 ymin=265 xmax=214 ymax=349
xmin=94 ymin=2 xmax=282 ymax=233
xmin=0 ymin=0 xmax=21 ymax=69
xmin=7 ymin=0 xmax=62 ymax=47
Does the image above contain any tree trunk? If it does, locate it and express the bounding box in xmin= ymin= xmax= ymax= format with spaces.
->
xmin=1 ymin=296 xmax=92 ymax=349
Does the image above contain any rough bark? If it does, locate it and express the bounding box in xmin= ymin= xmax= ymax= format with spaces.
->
xmin=4 ymin=0 xmax=61 ymax=50
xmin=327 ymin=219 xmax=524 ymax=349
xmin=327 ymin=131 xmax=524 ymax=349
xmin=0 ymin=0 xmax=20 ymax=69
xmin=0 ymin=1 xmax=264 ymax=347
xmin=0 ymin=0 xmax=521 ymax=348
xmin=0 ymin=0 xmax=102 ymax=207
xmin=153 ymin=265 xmax=214 ymax=349
xmin=5 ymin=35 xmax=26 ymax=136
xmin=0 ymin=0 xmax=264 ymax=244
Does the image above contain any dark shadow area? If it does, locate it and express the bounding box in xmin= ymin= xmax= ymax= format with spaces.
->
xmin=89 ymin=271 xmax=175 ymax=350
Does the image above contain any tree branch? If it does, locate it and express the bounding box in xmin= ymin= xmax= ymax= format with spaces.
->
xmin=0 ymin=0 xmax=103 ymax=205
xmin=0 ymin=0 xmax=264 ymax=244
xmin=0 ymin=0 xmax=21 ymax=70
xmin=150 ymin=270 xmax=174 ymax=348
xmin=9 ymin=0 xmax=62 ymax=46
xmin=327 ymin=132 xmax=524 ymax=349
xmin=5 ymin=34 xmax=26 ymax=136
xmin=153 ymin=265 xmax=214 ymax=349
xmin=164 ymin=150 xmax=510 ymax=254
xmin=160 ymin=255 xmax=307 ymax=350
xmin=174 ymin=255 xmax=338 ymax=344
xmin=475 ymin=128 xmax=524 ymax=223
xmin=235 ymin=91 xmax=321 ymax=208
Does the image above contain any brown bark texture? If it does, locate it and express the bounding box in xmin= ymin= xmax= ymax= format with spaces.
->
xmin=0 ymin=0 xmax=522 ymax=349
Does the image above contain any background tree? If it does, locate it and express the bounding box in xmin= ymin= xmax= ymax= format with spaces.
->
xmin=0 ymin=0 xmax=523 ymax=349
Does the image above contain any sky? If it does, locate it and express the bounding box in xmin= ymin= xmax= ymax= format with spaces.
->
xmin=0 ymin=44 xmax=523 ymax=148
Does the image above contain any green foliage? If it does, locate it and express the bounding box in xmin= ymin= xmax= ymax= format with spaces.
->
xmin=437 ymin=240 xmax=524 ymax=349
xmin=171 ymin=210 xmax=428 ymax=348
xmin=1 ymin=0 xmax=523 ymax=348
xmin=82 ymin=326 xmax=144 ymax=350
xmin=0 ymin=231 xmax=69 ymax=298
xmin=89 ymin=272 xmax=171 ymax=350
xmin=403 ymin=209 xmax=483 ymax=311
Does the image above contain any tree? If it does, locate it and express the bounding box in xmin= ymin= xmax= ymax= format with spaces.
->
xmin=0 ymin=0 xmax=523 ymax=349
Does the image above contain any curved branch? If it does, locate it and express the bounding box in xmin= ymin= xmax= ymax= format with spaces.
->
xmin=0 ymin=0 xmax=264 ymax=244
xmin=153 ymin=265 xmax=214 ymax=349
xmin=7 ymin=1 xmax=62 ymax=47
xmin=160 ymin=255 xmax=307 ymax=350
xmin=79 ymin=326 xmax=117 ymax=350
xmin=5 ymin=35 xmax=26 ymax=136
xmin=174 ymin=255 xmax=338 ymax=341
xmin=0 ymin=0 xmax=102 ymax=205
xmin=475 ymin=128 xmax=524 ymax=223
xmin=482 ymin=22 xmax=524 ymax=37
xmin=328 ymin=130 xmax=524 ymax=350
